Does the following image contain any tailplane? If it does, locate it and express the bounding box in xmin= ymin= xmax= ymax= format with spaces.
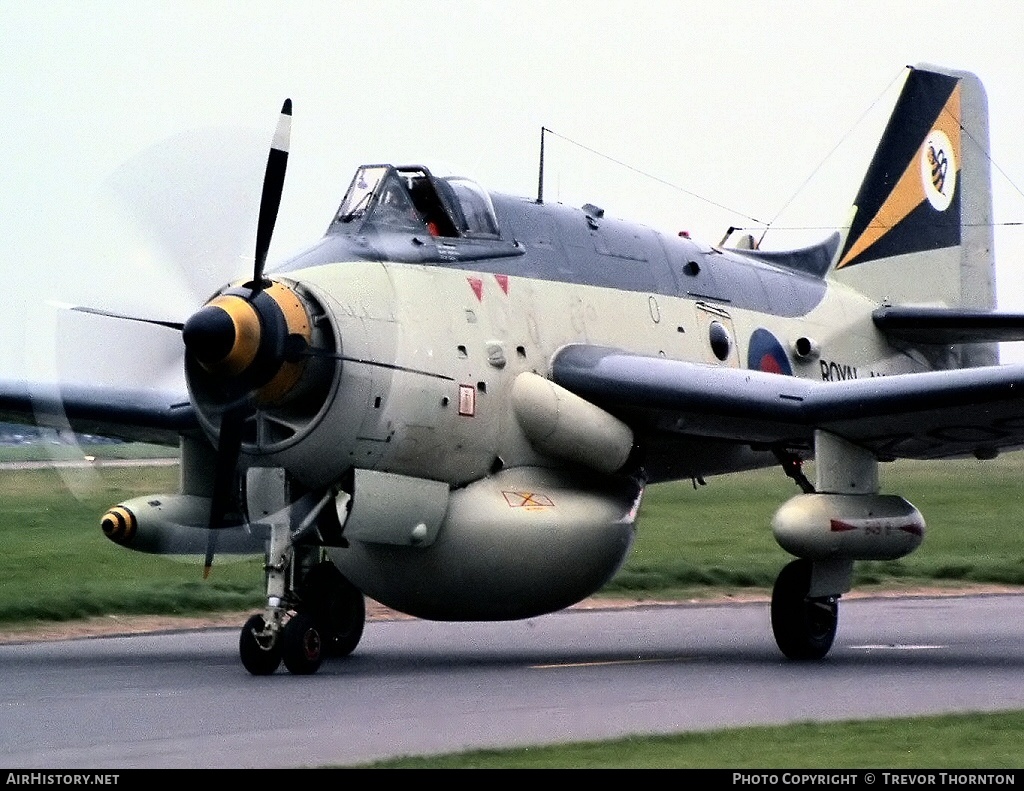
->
xmin=829 ymin=64 xmax=996 ymax=366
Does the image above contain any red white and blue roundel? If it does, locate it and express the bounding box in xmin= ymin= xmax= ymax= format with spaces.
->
xmin=747 ymin=328 xmax=792 ymax=376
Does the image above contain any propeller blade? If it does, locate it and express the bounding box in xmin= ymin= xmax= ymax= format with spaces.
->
xmin=195 ymin=100 xmax=293 ymax=577
xmin=98 ymin=126 xmax=265 ymax=309
xmin=202 ymin=531 xmax=219 ymax=580
xmin=69 ymin=305 xmax=185 ymax=331
xmin=253 ymin=99 xmax=292 ymax=286
xmin=204 ymin=405 xmax=248 ymax=577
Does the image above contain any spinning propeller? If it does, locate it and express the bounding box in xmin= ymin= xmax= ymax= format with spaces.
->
xmin=93 ymin=100 xmax=342 ymax=576
xmin=177 ymin=100 xmax=301 ymax=575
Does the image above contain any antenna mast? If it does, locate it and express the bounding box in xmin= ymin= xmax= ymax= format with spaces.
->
xmin=536 ymin=126 xmax=546 ymax=204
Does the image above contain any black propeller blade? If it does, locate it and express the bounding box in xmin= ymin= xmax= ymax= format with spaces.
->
xmin=252 ymin=99 xmax=292 ymax=288
xmin=204 ymin=404 xmax=247 ymax=577
xmin=201 ymin=98 xmax=292 ymax=574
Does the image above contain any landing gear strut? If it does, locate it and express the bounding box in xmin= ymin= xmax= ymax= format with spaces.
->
xmin=770 ymin=559 xmax=838 ymax=660
xmin=237 ymin=469 xmax=365 ymax=675
xmin=239 ymin=558 xmax=366 ymax=676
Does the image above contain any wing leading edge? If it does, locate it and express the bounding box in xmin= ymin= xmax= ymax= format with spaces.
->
xmin=0 ymin=379 xmax=196 ymax=445
xmin=550 ymin=344 xmax=1024 ymax=462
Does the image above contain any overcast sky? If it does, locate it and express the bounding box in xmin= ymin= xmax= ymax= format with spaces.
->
xmin=4 ymin=0 xmax=1024 ymax=368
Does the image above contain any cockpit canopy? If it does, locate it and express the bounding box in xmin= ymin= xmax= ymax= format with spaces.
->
xmin=331 ymin=165 xmax=500 ymax=240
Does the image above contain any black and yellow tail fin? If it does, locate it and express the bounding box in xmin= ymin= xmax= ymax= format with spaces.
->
xmin=830 ymin=64 xmax=995 ymax=366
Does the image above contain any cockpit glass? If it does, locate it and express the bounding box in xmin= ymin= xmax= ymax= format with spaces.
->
xmin=443 ymin=178 xmax=500 ymax=238
xmin=366 ymin=172 xmax=423 ymax=231
xmin=332 ymin=165 xmax=502 ymax=241
xmin=336 ymin=165 xmax=388 ymax=221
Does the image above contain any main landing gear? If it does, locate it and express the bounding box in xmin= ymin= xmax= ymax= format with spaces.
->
xmin=770 ymin=558 xmax=838 ymax=660
xmin=768 ymin=433 xmax=891 ymax=662
xmin=770 ymin=432 xmax=926 ymax=660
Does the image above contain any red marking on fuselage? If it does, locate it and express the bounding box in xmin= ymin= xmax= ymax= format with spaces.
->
xmin=831 ymin=519 xmax=924 ymax=536
xmin=758 ymin=354 xmax=783 ymax=374
xmin=494 ymin=273 xmax=509 ymax=294
xmin=467 ymin=276 xmax=484 ymax=302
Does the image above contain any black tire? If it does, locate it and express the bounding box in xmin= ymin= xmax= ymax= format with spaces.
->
xmin=239 ymin=613 xmax=281 ymax=676
xmin=303 ymin=561 xmax=366 ymax=658
xmin=282 ymin=612 xmax=324 ymax=675
xmin=771 ymin=559 xmax=838 ymax=660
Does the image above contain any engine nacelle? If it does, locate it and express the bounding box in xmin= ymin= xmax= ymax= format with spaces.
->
xmin=772 ymin=493 xmax=925 ymax=561
xmin=327 ymin=466 xmax=643 ymax=621
xmin=101 ymin=494 xmax=268 ymax=555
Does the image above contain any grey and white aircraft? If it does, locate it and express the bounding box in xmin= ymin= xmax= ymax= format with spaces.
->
xmin=3 ymin=64 xmax=1022 ymax=674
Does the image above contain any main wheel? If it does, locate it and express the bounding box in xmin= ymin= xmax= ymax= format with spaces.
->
xmin=771 ymin=559 xmax=838 ymax=660
xmin=239 ymin=613 xmax=282 ymax=675
xmin=303 ymin=561 xmax=366 ymax=658
xmin=282 ymin=612 xmax=324 ymax=675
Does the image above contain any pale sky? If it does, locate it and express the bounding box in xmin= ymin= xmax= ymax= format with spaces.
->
xmin=4 ymin=0 xmax=1024 ymax=369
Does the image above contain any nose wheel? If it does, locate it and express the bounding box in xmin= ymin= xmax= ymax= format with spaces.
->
xmin=281 ymin=612 xmax=324 ymax=675
xmin=770 ymin=559 xmax=838 ymax=660
xmin=304 ymin=560 xmax=366 ymax=658
xmin=238 ymin=556 xmax=366 ymax=676
xmin=239 ymin=614 xmax=283 ymax=675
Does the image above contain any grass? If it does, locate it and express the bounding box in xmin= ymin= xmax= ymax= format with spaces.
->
xmin=0 ymin=441 xmax=174 ymax=462
xmin=356 ymin=711 xmax=1024 ymax=768
xmin=0 ymin=464 xmax=263 ymax=623
xmin=1 ymin=453 xmax=1023 ymax=624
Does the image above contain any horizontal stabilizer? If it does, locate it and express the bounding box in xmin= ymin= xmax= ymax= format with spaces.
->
xmin=873 ymin=307 xmax=1024 ymax=344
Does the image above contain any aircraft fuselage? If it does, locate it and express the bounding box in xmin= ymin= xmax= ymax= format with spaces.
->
xmin=261 ymin=188 xmax=927 ymax=489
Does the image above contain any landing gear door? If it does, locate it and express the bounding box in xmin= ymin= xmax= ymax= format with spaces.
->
xmin=338 ymin=469 xmax=450 ymax=547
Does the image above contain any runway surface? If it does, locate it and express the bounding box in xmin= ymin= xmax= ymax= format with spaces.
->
xmin=2 ymin=593 xmax=1023 ymax=768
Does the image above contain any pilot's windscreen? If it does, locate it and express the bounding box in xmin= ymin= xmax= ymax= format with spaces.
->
xmin=337 ymin=165 xmax=388 ymax=221
xmin=366 ymin=173 xmax=422 ymax=231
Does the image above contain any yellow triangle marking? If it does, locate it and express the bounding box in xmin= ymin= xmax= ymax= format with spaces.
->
xmin=837 ymin=82 xmax=962 ymax=270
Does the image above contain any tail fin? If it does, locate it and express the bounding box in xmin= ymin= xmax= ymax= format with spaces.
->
xmin=830 ymin=64 xmax=995 ymax=365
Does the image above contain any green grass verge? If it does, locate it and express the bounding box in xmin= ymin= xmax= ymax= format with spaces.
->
xmin=0 ymin=442 xmax=174 ymax=462
xmin=605 ymin=454 xmax=1024 ymax=598
xmin=354 ymin=710 xmax=1024 ymax=768
xmin=1 ymin=453 xmax=1023 ymax=625
xmin=0 ymin=465 xmax=263 ymax=624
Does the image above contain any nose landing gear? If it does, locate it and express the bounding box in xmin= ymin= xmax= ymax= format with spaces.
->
xmin=237 ymin=469 xmax=366 ymax=676
xmin=239 ymin=559 xmax=366 ymax=676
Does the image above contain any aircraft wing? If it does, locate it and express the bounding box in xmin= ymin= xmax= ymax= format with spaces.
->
xmin=0 ymin=378 xmax=195 ymax=445
xmin=550 ymin=344 xmax=1024 ymax=461
xmin=0 ymin=300 xmax=197 ymax=445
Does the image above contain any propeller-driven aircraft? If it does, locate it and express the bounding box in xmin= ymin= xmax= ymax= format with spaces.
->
xmin=3 ymin=64 xmax=1023 ymax=674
